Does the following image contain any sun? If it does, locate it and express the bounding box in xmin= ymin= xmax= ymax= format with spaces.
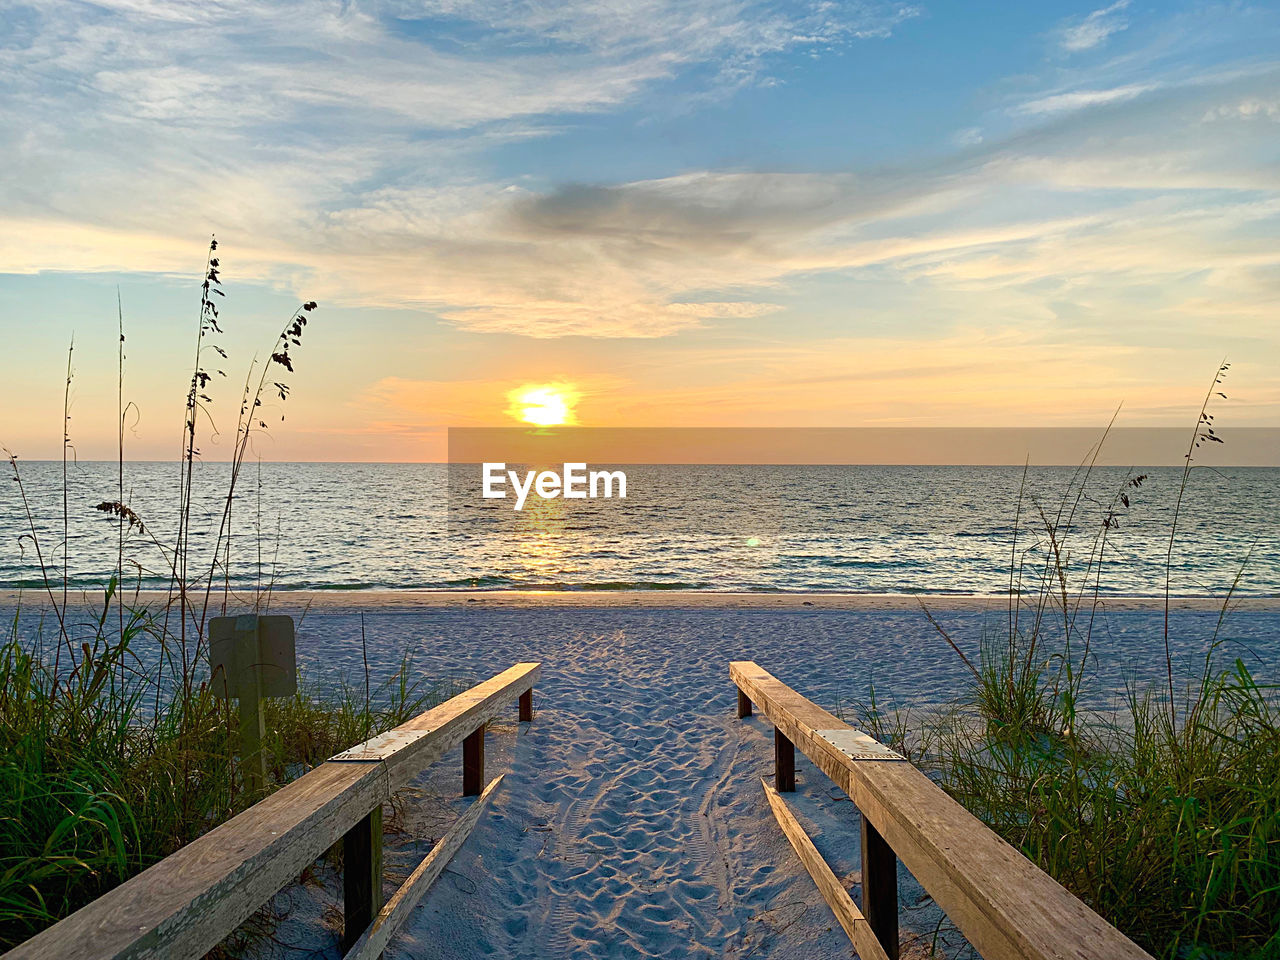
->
xmin=506 ymin=382 xmax=581 ymax=426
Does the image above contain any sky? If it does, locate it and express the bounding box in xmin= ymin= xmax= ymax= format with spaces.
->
xmin=1 ymin=0 xmax=1277 ymax=461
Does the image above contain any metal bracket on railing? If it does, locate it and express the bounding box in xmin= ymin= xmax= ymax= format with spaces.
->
xmin=815 ymin=728 xmax=907 ymax=762
xmin=329 ymin=728 xmax=434 ymax=762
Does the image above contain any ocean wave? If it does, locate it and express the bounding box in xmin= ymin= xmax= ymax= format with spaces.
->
xmin=2 ymin=462 xmax=1276 ymax=596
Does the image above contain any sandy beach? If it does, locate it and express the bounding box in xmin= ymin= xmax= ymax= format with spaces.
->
xmin=3 ymin=588 xmax=1276 ymax=613
xmin=6 ymin=592 xmax=1277 ymax=956
xmin=68 ymin=595 xmax=1255 ymax=959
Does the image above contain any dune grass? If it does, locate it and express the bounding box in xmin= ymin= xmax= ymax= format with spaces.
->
xmin=855 ymin=370 xmax=1280 ymax=959
xmin=932 ymin=654 xmax=1279 ymax=959
xmin=0 ymin=240 xmax=441 ymax=951
xmin=0 ymin=597 xmax=452 ymax=949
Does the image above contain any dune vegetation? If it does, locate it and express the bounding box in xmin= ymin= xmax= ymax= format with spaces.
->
xmin=856 ymin=369 xmax=1280 ymax=959
xmin=0 ymin=241 xmax=444 ymax=951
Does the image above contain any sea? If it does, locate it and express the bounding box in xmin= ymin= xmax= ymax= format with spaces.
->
xmin=1 ymin=461 xmax=1277 ymax=596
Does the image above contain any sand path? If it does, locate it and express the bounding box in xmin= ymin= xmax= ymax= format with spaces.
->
xmin=498 ymin=629 xmax=736 ymax=956
xmin=16 ymin=600 xmax=1262 ymax=958
xmin=364 ymin=609 xmax=985 ymax=960
xmin=249 ymin=602 xmax=1280 ymax=959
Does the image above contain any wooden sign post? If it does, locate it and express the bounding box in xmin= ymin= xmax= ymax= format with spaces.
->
xmin=210 ymin=614 xmax=297 ymax=798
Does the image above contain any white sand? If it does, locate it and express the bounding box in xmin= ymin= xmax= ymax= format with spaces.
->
xmin=237 ymin=600 xmax=1277 ymax=959
xmin=9 ymin=595 xmax=1276 ymax=956
xmin=3 ymin=587 xmax=1275 ymax=612
xmin=364 ymin=610 xmax=951 ymax=959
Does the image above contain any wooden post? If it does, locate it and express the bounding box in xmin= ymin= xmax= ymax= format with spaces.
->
xmin=774 ymin=727 xmax=795 ymax=792
xmin=519 ymin=689 xmax=533 ymax=722
xmin=211 ymin=614 xmax=296 ymax=800
xmin=762 ymin=780 xmax=892 ymax=960
xmin=861 ymin=814 xmax=899 ymax=960
xmin=737 ymin=688 xmax=752 ymax=718
xmin=235 ymin=620 xmax=267 ymax=798
xmin=238 ymin=677 xmax=266 ymax=798
xmin=342 ymin=806 xmax=383 ymax=955
xmin=463 ymin=725 xmax=485 ymax=796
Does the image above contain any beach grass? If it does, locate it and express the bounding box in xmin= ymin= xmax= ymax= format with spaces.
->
xmin=0 ymin=241 xmax=441 ymax=951
xmin=0 ymin=591 xmax=452 ymax=950
xmin=862 ymin=626 xmax=1280 ymax=959
xmin=854 ymin=372 xmax=1280 ymax=960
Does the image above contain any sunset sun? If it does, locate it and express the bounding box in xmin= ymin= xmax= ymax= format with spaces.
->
xmin=506 ymin=382 xmax=581 ymax=426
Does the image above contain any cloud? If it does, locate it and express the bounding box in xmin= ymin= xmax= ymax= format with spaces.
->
xmin=2 ymin=1 xmax=917 ymax=133
xmin=4 ymin=66 xmax=1280 ymax=343
xmin=1059 ymin=0 xmax=1130 ymax=53
xmin=437 ymin=299 xmax=781 ymax=340
xmin=440 ymin=300 xmax=713 ymax=338
xmin=0 ymin=0 xmax=1278 ymax=363
xmin=0 ymin=0 xmax=920 ymax=338
xmin=1015 ymin=83 xmax=1154 ymax=116
xmin=666 ymin=301 xmax=781 ymax=318
xmin=1204 ymin=98 xmax=1280 ymax=122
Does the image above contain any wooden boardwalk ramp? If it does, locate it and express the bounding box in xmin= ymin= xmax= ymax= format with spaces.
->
xmin=762 ymin=780 xmax=891 ymax=960
xmin=6 ymin=663 xmax=540 ymax=960
xmin=732 ymin=660 xmax=1153 ymax=960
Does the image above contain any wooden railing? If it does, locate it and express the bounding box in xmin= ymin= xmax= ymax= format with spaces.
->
xmin=6 ymin=662 xmax=541 ymax=960
xmin=731 ymin=661 xmax=1153 ymax=960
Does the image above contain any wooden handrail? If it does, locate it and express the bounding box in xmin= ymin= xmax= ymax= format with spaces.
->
xmin=343 ymin=774 xmax=505 ymax=960
xmin=7 ymin=662 xmax=540 ymax=960
xmin=762 ymin=780 xmax=891 ymax=960
xmin=731 ymin=660 xmax=1153 ymax=960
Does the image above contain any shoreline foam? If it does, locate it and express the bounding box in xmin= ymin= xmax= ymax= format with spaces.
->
xmin=2 ymin=588 xmax=1275 ymax=612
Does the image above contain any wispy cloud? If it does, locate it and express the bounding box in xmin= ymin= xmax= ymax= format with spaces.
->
xmin=0 ymin=0 xmax=918 ymax=325
xmin=1204 ymin=97 xmax=1280 ymax=121
xmin=1015 ymin=82 xmax=1154 ymax=115
xmin=3 ymin=64 xmax=1279 ymax=342
xmin=0 ymin=0 xmax=1278 ymax=364
xmin=1058 ymin=0 xmax=1130 ymax=53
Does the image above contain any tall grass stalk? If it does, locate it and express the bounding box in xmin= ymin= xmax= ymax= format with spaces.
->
xmin=858 ymin=372 xmax=1279 ymax=959
xmin=0 ymin=243 xmax=422 ymax=951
